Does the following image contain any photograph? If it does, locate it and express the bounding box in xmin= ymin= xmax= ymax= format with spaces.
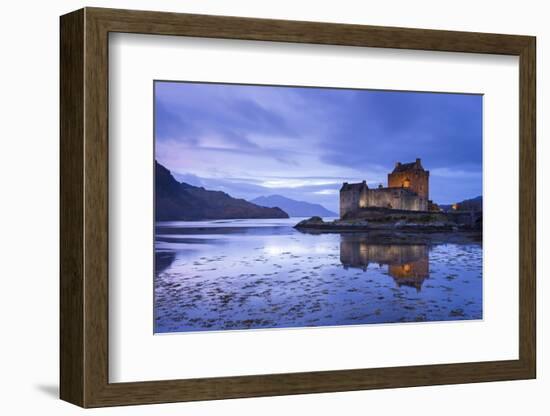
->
xmin=153 ymin=81 xmax=483 ymax=334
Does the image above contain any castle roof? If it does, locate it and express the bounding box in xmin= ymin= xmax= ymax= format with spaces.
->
xmin=340 ymin=181 xmax=368 ymax=191
xmin=392 ymin=158 xmax=426 ymax=173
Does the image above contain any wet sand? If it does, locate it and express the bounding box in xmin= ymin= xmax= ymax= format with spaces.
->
xmin=154 ymin=218 xmax=482 ymax=333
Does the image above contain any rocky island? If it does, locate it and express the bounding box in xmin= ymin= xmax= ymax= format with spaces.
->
xmin=295 ymin=159 xmax=482 ymax=244
xmin=294 ymin=209 xmax=481 ymax=245
xmin=295 ymin=207 xmax=481 ymax=232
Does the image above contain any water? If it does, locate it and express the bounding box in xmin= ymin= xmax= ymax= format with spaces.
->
xmin=154 ymin=218 xmax=482 ymax=333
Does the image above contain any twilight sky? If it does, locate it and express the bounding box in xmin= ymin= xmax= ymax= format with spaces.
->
xmin=155 ymin=81 xmax=482 ymax=212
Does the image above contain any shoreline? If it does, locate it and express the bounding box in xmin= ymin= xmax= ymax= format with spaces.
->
xmin=294 ymin=216 xmax=482 ymax=245
xmin=296 ymin=228 xmax=482 ymax=245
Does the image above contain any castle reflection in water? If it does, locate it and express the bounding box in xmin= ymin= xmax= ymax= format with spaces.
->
xmin=339 ymin=234 xmax=429 ymax=291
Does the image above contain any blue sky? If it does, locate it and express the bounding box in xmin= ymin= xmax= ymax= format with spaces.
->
xmin=155 ymin=81 xmax=482 ymax=212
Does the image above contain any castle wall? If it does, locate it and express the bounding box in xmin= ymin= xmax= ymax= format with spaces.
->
xmin=340 ymin=187 xmax=428 ymax=217
xmin=365 ymin=188 xmax=427 ymax=211
xmin=388 ymin=170 xmax=429 ymax=200
xmin=340 ymin=189 xmax=361 ymax=218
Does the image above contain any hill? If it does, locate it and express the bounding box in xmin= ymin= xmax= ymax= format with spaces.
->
xmin=440 ymin=196 xmax=482 ymax=212
xmin=250 ymin=194 xmax=337 ymax=217
xmin=155 ymin=161 xmax=289 ymax=221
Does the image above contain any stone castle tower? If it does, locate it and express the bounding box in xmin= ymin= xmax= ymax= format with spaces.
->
xmin=387 ymin=158 xmax=429 ymax=200
xmin=340 ymin=158 xmax=430 ymax=218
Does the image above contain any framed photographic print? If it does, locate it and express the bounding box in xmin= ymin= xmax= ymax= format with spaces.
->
xmin=60 ymin=7 xmax=536 ymax=407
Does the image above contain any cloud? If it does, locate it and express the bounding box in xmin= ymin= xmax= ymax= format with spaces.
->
xmin=314 ymin=189 xmax=339 ymax=195
xmin=431 ymin=167 xmax=482 ymax=179
xmin=155 ymin=81 xmax=483 ymax=206
xmin=316 ymin=91 xmax=483 ymax=173
xmin=260 ymin=179 xmax=341 ymax=189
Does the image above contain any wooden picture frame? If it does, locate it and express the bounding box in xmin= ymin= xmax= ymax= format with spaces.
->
xmin=60 ymin=7 xmax=536 ymax=408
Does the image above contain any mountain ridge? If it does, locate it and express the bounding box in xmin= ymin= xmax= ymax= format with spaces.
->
xmin=250 ymin=194 xmax=337 ymax=217
xmin=439 ymin=195 xmax=482 ymax=212
xmin=155 ymin=161 xmax=289 ymax=221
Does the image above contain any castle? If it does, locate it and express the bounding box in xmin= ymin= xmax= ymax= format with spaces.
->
xmin=340 ymin=158 xmax=432 ymax=218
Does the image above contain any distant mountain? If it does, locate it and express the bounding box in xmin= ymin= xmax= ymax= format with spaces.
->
xmin=250 ymin=195 xmax=337 ymax=217
xmin=440 ymin=195 xmax=482 ymax=212
xmin=155 ymin=161 xmax=289 ymax=221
